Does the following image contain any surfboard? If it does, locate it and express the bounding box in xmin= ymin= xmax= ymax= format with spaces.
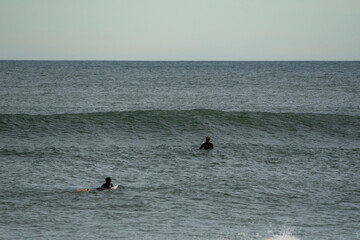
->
xmin=96 ymin=184 xmax=119 ymax=191
xmin=79 ymin=185 xmax=118 ymax=192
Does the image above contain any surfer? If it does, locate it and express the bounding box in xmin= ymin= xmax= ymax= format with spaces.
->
xmin=79 ymin=177 xmax=116 ymax=192
xmin=97 ymin=177 xmax=114 ymax=190
xmin=200 ymin=136 xmax=213 ymax=150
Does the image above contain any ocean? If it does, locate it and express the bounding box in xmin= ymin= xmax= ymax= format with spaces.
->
xmin=0 ymin=61 xmax=359 ymax=240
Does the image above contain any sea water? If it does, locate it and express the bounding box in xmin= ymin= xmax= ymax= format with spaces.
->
xmin=0 ymin=61 xmax=359 ymax=240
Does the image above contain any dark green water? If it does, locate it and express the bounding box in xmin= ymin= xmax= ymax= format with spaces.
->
xmin=0 ymin=61 xmax=359 ymax=239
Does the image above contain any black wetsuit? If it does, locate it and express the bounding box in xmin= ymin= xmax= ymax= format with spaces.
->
xmin=101 ymin=182 xmax=114 ymax=189
xmin=200 ymin=142 xmax=213 ymax=150
xmin=97 ymin=182 xmax=114 ymax=191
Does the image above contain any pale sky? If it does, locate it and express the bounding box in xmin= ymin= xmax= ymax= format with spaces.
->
xmin=1 ymin=0 xmax=359 ymax=60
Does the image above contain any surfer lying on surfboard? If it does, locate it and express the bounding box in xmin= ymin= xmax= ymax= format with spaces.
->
xmin=97 ymin=177 xmax=113 ymax=191
xmin=79 ymin=177 xmax=118 ymax=192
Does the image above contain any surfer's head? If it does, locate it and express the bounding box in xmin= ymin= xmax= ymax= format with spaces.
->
xmin=206 ymin=136 xmax=211 ymax=142
xmin=106 ymin=177 xmax=112 ymax=183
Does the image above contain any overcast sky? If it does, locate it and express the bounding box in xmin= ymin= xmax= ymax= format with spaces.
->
xmin=1 ymin=0 xmax=359 ymax=60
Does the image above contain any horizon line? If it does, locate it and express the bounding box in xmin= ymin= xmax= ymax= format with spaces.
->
xmin=1 ymin=59 xmax=359 ymax=62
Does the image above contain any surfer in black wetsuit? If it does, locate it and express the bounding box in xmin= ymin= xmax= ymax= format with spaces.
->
xmin=200 ymin=136 xmax=213 ymax=150
xmin=97 ymin=177 xmax=113 ymax=190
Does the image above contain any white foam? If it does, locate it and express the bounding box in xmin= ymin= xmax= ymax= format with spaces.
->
xmin=264 ymin=232 xmax=300 ymax=240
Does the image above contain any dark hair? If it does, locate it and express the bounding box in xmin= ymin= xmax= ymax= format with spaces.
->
xmin=106 ymin=177 xmax=111 ymax=183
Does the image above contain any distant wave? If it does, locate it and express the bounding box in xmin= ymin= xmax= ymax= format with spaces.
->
xmin=1 ymin=110 xmax=358 ymax=139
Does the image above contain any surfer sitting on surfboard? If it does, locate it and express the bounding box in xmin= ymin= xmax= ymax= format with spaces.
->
xmin=200 ymin=136 xmax=213 ymax=150
xmin=97 ymin=177 xmax=114 ymax=190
